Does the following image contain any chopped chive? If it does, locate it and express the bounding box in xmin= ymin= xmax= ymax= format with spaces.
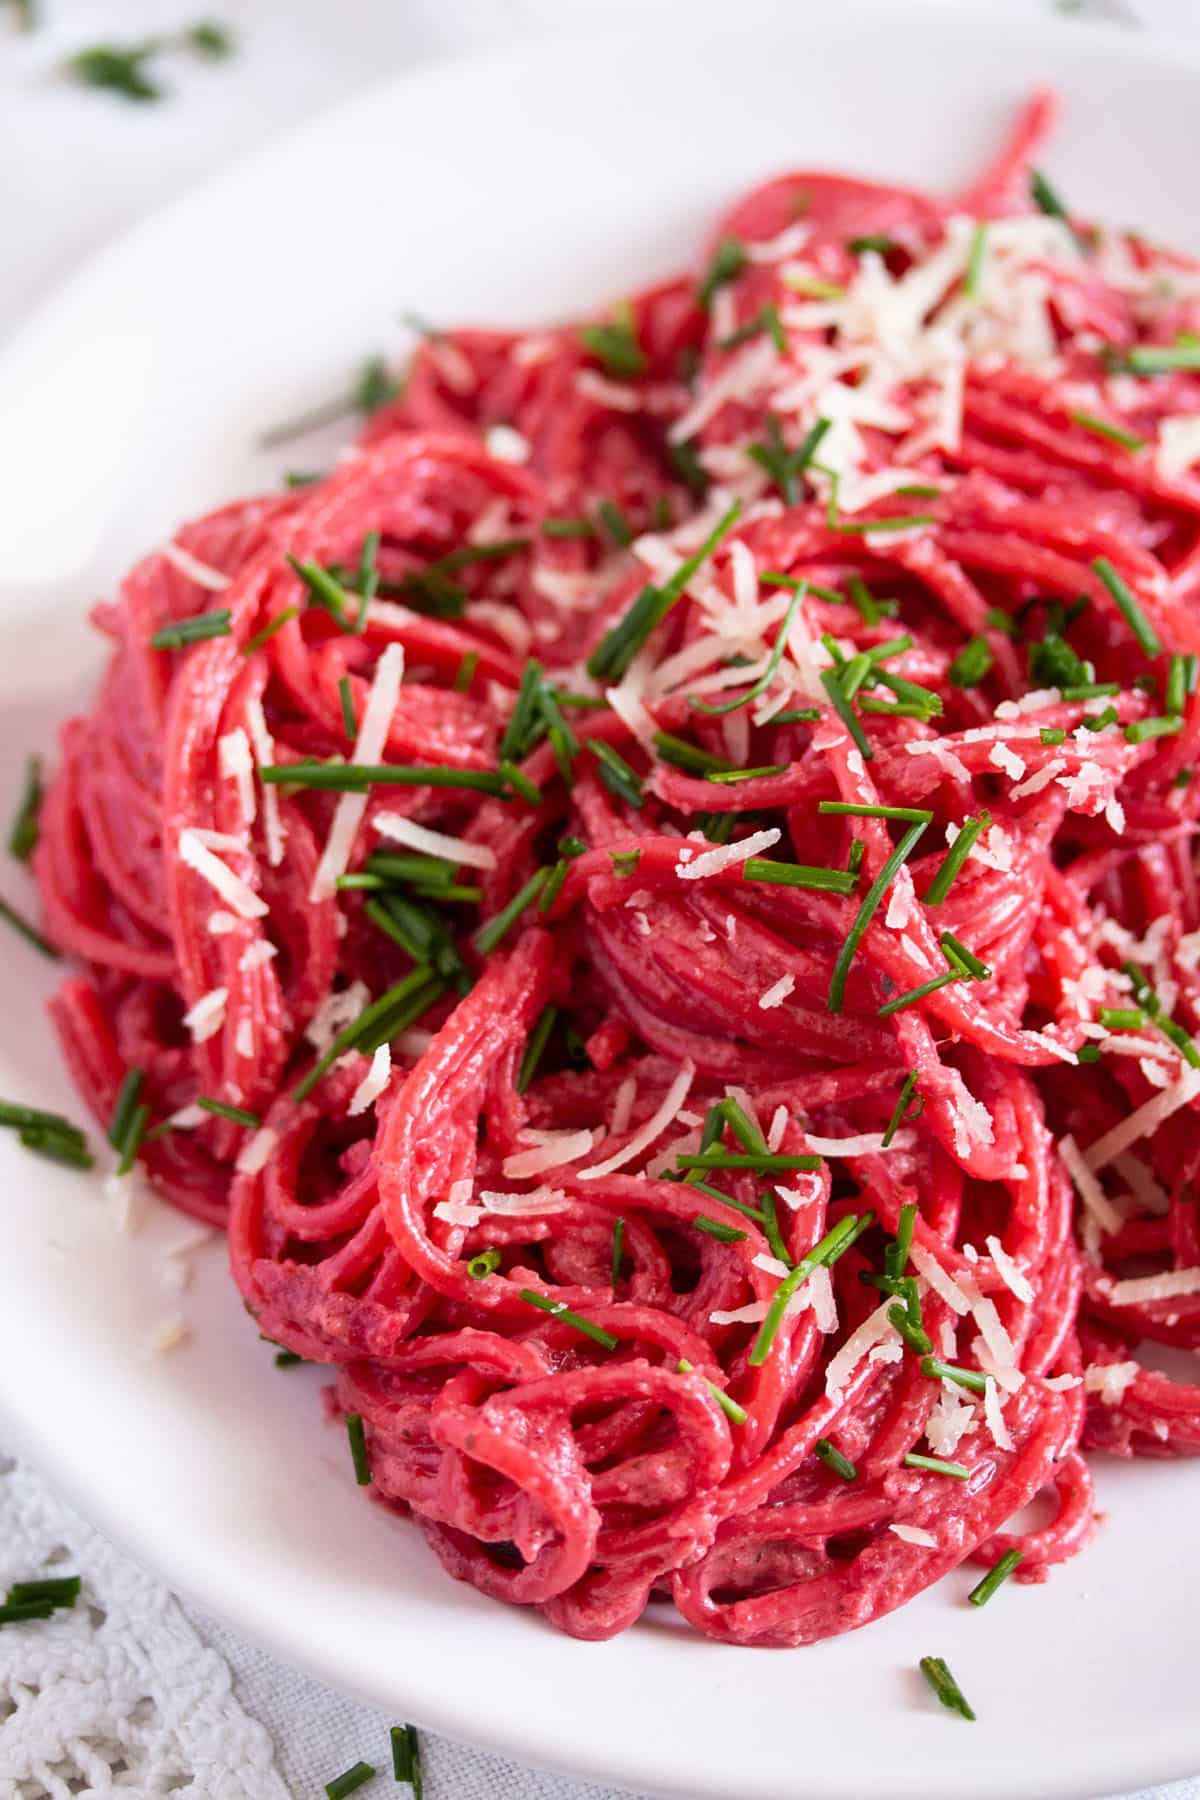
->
xmin=367 ymin=852 xmax=458 ymax=885
xmin=337 ymin=675 xmax=357 ymax=739
xmin=920 ymin=1356 xmax=988 ymax=1394
xmin=939 ymin=931 xmax=991 ymax=981
xmin=587 ymin=501 xmax=742 ymax=681
xmin=965 ymin=222 xmax=988 ymax=300
xmin=832 ymin=512 xmax=935 ymax=536
xmin=115 ymin=1101 xmax=150 ymax=1176
xmin=1077 ymin=1043 xmax=1101 ymax=1063
xmin=283 ymin=471 xmax=321 ymax=489
xmin=467 ymin=1248 xmax=501 ymax=1281
xmin=609 ymin=849 xmax=641 ymax=876
xmin=904 ymin=1451 xmax=970 ymax=1479
xmin=1069 ymin=410 xmax=1144 ymax=451
xmin=677 ymin=1151 xmax=821 ymax=1174
xmin=5 ymin=1576 xmax=80 ymax=1608
xmin=1040 ymin=726 xmax=1066 ymax=745
xmin=697 ymin=237 xmax=748 ymax=309
xmin=1176 ymin=767 xmax=1194 ymax=788
xmin=242 ymin=607 xmax=298 ymax=654
xmin=149 ymin=608 xmax=233 ymax=650
xmin=716 ymin=1096 xmax=767 ymax=1154
xmin=882 ymin=1075 xmax=922 ymax=1150
xmin=294 ymin=969 xmax=440 ymax=1102
xmin=1166 ymin=653 xmax=1197 ymax=715
xmin=558 ymin=832 xmax=588 ymax=858
xmin=1125 ymin=341 xmax=1200 ymax=375
xmin=667 ymin=435 xmax=710 ymax=499
xmin=677 ymin=1358 xmax=748 ymax=1426
xmin=770 ymin=707 xmax=822 ymax=724
xmin=18 ymin=1125 xmax=92 ymax=1169
xmin=542 ymin=516 xmax=596 ymax=540
xmin=742 ymin=858 xmax=857 ymax=894
xmin=0 ymin=1599 xmax=56 ymax=1625
xmin=681 ymin=1181 xmax=766 ymax=1221
xmin=653 ymin=730 xmax=732 ymax=776
xmin=1125 ymin=715 xmax=1184 ymax=743
xmin=597 ymin=499 xmax=634 ymax=547
xmin=1061 ymin=681 xmax=1119 ymax=700
xmin=346 ymin=1413 xmax=371 ymax=1486
xmin=848 ymin=234 xmax=897 ymax=255
xmin=286 ymin=553 xmax=354 ymax=627
xmin=0 ymin=1100 xmax=87 ymax=1139
xmin=985 ymin=607 xmax=1015 ymax=637
xmin=815 ymin=1437 xmax=857 ymax=1481
xmin=1123 ymin=961 xmax=1200 ymax=1068
xmin=1097 ymin=1005 xmax=1147 ymax=1031
xmin=691 ymin=587 xmax=806 ymax=717
xmin=919 ymin=1655 xmax=976 ymax=1723
xmin=967 ymin=1548 xmax=1023 ymax=1607
xmin=578 ymin=302 xmax=647 ymax=379
xmin=888 ymin=1300 xmax=933 ymax=1355
xmin=878 ymin=970 xmax=960 ymax=1016
xmin=694 ymin=1214 xmax=748 ymax=1243
xmin=872 ymin=668 xmax=942 ymax=716
xmin=845 ymin=574 xmax=898 ymax=624
xmin=587 ymin=739 xmax=644 ymax=809
xmin=611 ymin=1215 xmax=625 ymax=1286
xmin=747 ymin=413 xmax=820 ymax=504
xmin=651 ymin=496 xmax=672 ymax=530
xmin=500 ymin=761 xmax=543 ymax=806
xmin=538 ymin=860 xmax=570 ymax=912
xmin=391 ymin=1723 xmax=422 ymax=1794
xmin=516 ymin=1002 xmax=560 ymax=1099
xmin=107 ymin=1068 xmax=145 ymax=1151
xmin=474 ymin=868 xmax=550 ymax=956
xmin=819 ymin=667 xmax=873 ymax=762
xmin=1030 ymin=168 xmax=1085 ymax=256
xmin=353 ymin=529 xmax=380 ymax=635
xmin=758 ymin=1190 xmax=793 ymax=1268
xmin=782 ymin=272 xmax=844 ymax=300
xmin=8 ymin=756 xmax=42 ymax=862
xmin=500 ymin=659 xmax=545 ymax=762
xmin=706 ymin=764 xmax=789 ymax=784
xmin=829 ymin=819 xmax=928 ymax=1012
xmin=453 ymin=649 xmax=479 ymax=694
xmin=196 ymin=1096 xmax=260 ymax=1128
xmin=274 ymin=1349 xmax=305 ymax=1367
xmin=748 ymin=1212 xmax=874 ymax=1366
xmin=518 ymin=1288 xmax=618 ymax=1349
xmin=260 ymin=763 xmax=509 ymax=795
xmin=948 ymin=636 xmax=993 ymax=688
xmin=0 ymin=893 xmax=59 ymax=959
xmin=923 ymin=812 xmax=990 ymax=906
xmin=885 ymin=1200 xmax=918 ymax=1281
xmin=895 ymin=484 xmax=941 ymax=499
xmin=1093 ymin=557 xmax=1161 ymax=658
xmin=847 ymin=837 xmax=865 ymax=879
xmin=718 ymin=302 xmax=787 ymax=353
xmin=324 ymin=1760 xmax=376 ymax=1798
xmin=819 ymin=802 xmax=934 ymax=824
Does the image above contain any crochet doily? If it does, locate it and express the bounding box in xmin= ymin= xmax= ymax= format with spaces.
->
xmin=0 ymin=1453 xmax=288 ymax=1800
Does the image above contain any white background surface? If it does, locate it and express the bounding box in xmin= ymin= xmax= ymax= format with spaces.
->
xmin=1 ymin=3 xmax=1198 ymax=1797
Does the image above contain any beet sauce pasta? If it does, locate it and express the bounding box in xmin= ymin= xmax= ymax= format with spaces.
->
xmin=28 ymin=92 xmax=1200 ymax=1650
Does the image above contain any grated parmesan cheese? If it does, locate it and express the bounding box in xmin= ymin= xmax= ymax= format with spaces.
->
xmin=676 ymin=826 xmax=780 ymax=880
xmin=758 ymin=973 xmax=795 ymax=1010
xmin=182 ymin=987 xmax=227 ymax=1043
xmin=309 ymin=643 xmax=405 ymax=899
xmin=374 ymin=811 xmax=497 ymax=871
xmin=889 ymin=1523 xmax=937 ymax=1548
xmin=178 ymin=830 xmax=267 ymax=921
xmin=348 ymin=1043 xmax=392 ymax=1116
xmin=236 ymin=1127 xmax=277 ymax=1175
xmin=502 ymin=1128 xmax=595 ymax=1178
xmin=579 ymin=1061 xmax=695 ymax=1179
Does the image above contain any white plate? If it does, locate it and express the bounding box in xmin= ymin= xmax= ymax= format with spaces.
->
xmin=1 ymin=7 xmax=1198 ymax=1797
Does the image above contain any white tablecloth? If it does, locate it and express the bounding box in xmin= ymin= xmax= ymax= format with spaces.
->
xmin=0 ymin=2 xmax=1197 ymax=1796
